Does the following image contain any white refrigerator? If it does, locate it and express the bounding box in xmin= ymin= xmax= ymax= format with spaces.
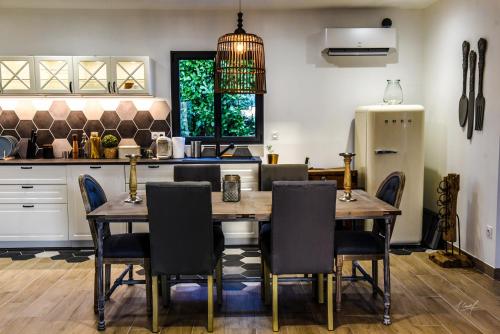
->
xmin=355 ymin=105 xmax=424 ymax=244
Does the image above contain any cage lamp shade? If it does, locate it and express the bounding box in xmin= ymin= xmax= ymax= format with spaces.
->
xmin=215 ymin=12 xmax=266 ymax=94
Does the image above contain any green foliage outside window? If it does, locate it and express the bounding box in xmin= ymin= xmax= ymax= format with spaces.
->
xmin=179 ymin=59 xmax=256 ymax=138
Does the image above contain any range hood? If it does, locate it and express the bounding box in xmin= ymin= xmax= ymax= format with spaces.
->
xmin=323 ymin=28 xmax=397 ymax=56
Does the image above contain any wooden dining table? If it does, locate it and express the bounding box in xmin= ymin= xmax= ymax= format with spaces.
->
xmin=87 ymin=189 xmax=401 ymax=330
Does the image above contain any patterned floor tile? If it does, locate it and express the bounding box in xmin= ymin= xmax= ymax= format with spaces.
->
xmin=223 ymin=248 xmax=245 ymax=255
xmin=241 ymin=251 xmax=260 ymax=257
xmin=223 ymin=255 xmax=244 ymax=262
xmin=35 ymin=251 xmax=60 ymax=258
xmin=241 ymin=257 xmax=260 ymax=264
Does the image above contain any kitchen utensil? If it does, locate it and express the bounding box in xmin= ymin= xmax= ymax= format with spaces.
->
xmin=467 ymin=51 xmax=476 ymax=140
xmin=190 ymin=140 xmax=202 ymax=158
xmin=156 ymin=135 xmax=172 ymax=159
xmin=475 ymin=38 xmax=487 ymax=130
xmin=0 ymin=135 xmax=19 ymax=159
xmin=172 ymin=137 xmax=185 ymax=159
xmin=459 ymin=41 xmax=470 ymax=127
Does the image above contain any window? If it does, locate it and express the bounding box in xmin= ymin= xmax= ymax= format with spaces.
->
xmin=171 ymin=51 xmax=263 ymax=144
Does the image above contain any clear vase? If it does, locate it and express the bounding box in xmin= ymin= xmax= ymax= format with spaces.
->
xmin=383 ymin=80 xmax=403 ymax=105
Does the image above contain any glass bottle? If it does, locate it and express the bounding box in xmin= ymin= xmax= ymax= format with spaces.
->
xmin=80 ymin=133 xmax=88 ymax=158
xmin=383 ymin=79 xmax=403 ymax=105
xmin=89 ymin=132 xmax=101 ymax=159
xmin=72 ymin=134 xmax=79 ymax=159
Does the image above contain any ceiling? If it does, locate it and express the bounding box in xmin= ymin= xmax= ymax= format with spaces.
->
xmin=0 ymin=0 xmax=438 ymax=10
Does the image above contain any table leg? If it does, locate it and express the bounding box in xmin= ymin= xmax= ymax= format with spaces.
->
xmin=383 ymin=217 xmax=392 ymax=325
xmin=128 ymin=222 xmax=134 ymax=282
xmin=96 ymin=220 xmax=106 ymax=330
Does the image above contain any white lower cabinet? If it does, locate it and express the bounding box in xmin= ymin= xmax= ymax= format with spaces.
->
xmin=0 ymin=165 xmax=68 ymax=242
xmin=67 ymin=165 xmax=126 ymax=240
xmin=220 ymin=164 xmax=260 ymax=245
xmin=0 ymin=204 xmax=68 ymax=241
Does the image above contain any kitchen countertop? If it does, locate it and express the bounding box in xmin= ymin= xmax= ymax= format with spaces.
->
xmin=0 ymin=157 xmax=262 ymax=165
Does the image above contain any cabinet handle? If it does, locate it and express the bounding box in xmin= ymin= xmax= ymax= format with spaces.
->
xmin=20 ymin=166 xmax=33 ymax=170
xmin=113 ymin=81 xmax=117 ymax=93
xmin=148 ymin=165 xmax=160 ymax=169
xmin=108 ymin=81 xmax=111 ymax=94
xmin=22 ymin=205 xmax=34 ymax=208
xmin=21 ymin=185 xmax=34 ymax=189
xmin=69 ymin=81 xmax=73 ymax=93
xmin=90 ymin=166 xmax=102 ymax=169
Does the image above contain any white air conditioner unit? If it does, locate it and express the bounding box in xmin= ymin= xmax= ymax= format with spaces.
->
xmin=323 ymin=28 xmax=397 ymax=56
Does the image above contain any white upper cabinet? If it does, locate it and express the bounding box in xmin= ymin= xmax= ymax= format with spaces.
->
xmin=73 ymin=56 xmax=111 ymax=94
xmin=0 ymin=55 xmax=152 ymax=96
xmin=0 ymin=56 xmax=36 ymax=94
xmin=111 ymin=56 xmax=151 ymax=95
xmin=35 ymin=56 xmax=74 ymax=94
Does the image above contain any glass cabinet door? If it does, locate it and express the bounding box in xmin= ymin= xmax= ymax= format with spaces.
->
xmin=111 ymin=56 xmax=151 ymax=95
xmin=73 ymin=57 xmax=110 ymax=94
xmin=35 ymin=56 xmax=73 ymax=94
xmin=0 ymin=57 xmax=36 ymax=94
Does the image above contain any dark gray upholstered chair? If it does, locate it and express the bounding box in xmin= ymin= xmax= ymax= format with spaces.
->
xmin=260 ymin=164 xmax=308 ymax=191
xmin=146 ymin=182 xmax=224 ymax=333
xmin=173 ymin=164 xmax=221 ymax=191
xmin=335 ymin=172 xmax=405 ymax=312
xmin=260 ymin=181 xmax=337 ymax=331
xmin=78 ymin=174 xmax=151 ymax=315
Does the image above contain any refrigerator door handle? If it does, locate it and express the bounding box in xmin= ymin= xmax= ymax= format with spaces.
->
xmin=375 ymin=148 xmax=399 ymax=155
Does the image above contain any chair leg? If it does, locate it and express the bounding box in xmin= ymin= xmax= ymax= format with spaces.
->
xmin=327 ymin=273 xmax=334 ymax=331
xmin=372 ymin=260 xmax=378 ymax=296
xmin=144 ymin=260 xmax=152 ymax=315
xmin=272 ymin=274 xmax=279 ymax=332
xmin=207 ymin=275 xmax=214 ymax=332
xmin=317 ymin=273 xmax=325 ymax=304
xmin=351 ymin=260 xmax=357 ymax=278
xmin=152 ymin=276 xmax=159 ymax=333
xmin=264 ymin=261 xmax=271 ymax=305
xmin=260 ymin=255 xmax=265 ymax=300
xmin=216 ymin=259 xmax=223 ymax=305
xmin=129 ymin=264 xmax=134 ymax=281
xmin=161 ymin=274 xmax=170 ymax=308
xmin=94 ymin=262 xmax=98 ymax=314
xmin=336 ymin=256 xmax=343 ymax=311
xmin=104 ymin=264 xmax=111 ymax=300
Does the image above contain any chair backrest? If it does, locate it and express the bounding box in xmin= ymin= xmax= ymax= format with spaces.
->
xmin=372 ymin=171 xmax=406 ymax=238
xmin=78 ymin=174 xmax=110 ymax=248
xmin=270 ymin=181 xmax=337 ymax=275
xmin=260 ymin=164 xmax=308 ymax=191
xmin=146 ymin=182 xmax=214 ymax=275
xmin=174 ymin=164 xmax=221 ymax=192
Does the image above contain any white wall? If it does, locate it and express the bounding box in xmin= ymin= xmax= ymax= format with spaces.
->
xmin=423 ymin=0 xmax=500 ymax=267
xmin=0 ymin=7 xmax=424 ymax=167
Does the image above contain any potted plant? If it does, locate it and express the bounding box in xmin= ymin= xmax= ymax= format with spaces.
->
xmin=266 ymin=144 xmax=279 ymax=164
xmin=102 ymin=134 xmax=119 ymax=159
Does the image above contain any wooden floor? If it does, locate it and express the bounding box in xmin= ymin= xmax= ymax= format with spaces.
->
xmin=0 ymin=252 xmax=499 ymax=334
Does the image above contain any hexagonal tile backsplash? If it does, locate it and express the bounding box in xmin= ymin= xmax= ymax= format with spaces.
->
xmin=0 ymin=99 xmax=171 ymax=155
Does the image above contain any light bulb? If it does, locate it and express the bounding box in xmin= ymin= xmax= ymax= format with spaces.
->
xmin=236 ymin=42 xmax=245 ymax=53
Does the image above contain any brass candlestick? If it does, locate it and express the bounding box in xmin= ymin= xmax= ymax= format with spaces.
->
xmin=125 ymin=154 xmax=142 ymax=204
xmin=338 ymin=152 xmax=356 ymax=202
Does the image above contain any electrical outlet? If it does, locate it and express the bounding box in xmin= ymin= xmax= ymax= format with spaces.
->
xmin=486 ymin=225 xmax=494 ymax=239
xmin=272 ymin=131 xmax=279 ymax=140
xmin=151 ymin=132 xmax=165 ymax=140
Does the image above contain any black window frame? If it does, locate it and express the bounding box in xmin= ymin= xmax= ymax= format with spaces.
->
xmin=171 ymin=51 xmax=263 ymax=145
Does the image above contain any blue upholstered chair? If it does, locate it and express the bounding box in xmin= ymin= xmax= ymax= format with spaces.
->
xmin=334 ymin=171 xmax=405 ymax=311
xmin=79 ymin=174 xmax=152 ymax=315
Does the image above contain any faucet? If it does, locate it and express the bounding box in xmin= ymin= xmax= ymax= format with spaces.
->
xmin=217 ymin=143 xmax=235 ymax=158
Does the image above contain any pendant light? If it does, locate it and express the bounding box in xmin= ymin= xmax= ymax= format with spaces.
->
xmin=215 ymin=0 xmax=266 ymax=94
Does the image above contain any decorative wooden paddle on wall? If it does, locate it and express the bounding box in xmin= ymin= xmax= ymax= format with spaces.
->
xmin=467 ymin=51 xmax=477 ymax=139
xmin=459 ymin=41 xmax=470 ymax=127
xmin=475 ymin=38 xmax=487 ymax=130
